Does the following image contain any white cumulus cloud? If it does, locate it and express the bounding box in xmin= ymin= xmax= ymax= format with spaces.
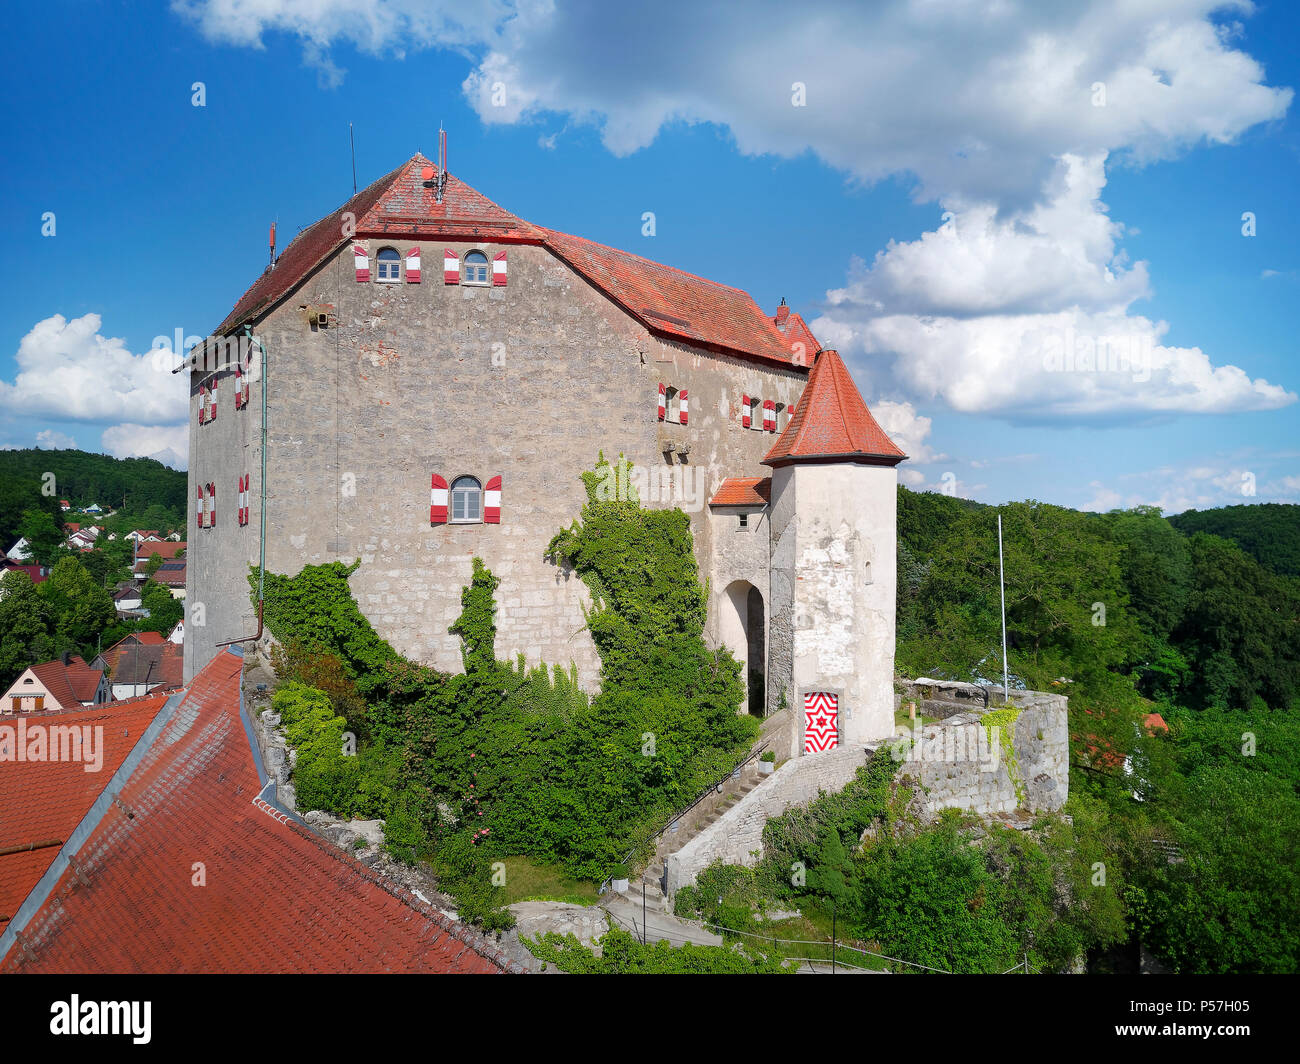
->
xmin=0 ymin=313 xmax=187 ymax=425
xmin=100 ymin=424 xmax=189 ymax=471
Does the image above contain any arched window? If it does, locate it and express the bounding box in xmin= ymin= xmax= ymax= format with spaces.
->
xmin=665 ymin=386 xmax=680 ymax=423
xmin=463 ymin=250 xmax=490 ymax=286
xmin=451 ymin=475 xmax=483 ymax=523
xmin=376 ymin=247 xmax=401 ymax=282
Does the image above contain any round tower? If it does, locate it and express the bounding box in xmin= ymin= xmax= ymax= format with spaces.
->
xmin=762 ymin=349 xmax=907 ymax=756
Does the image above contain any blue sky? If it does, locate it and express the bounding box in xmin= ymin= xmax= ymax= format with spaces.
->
xmin=1 ymin=0 xmax=1296 ymax=515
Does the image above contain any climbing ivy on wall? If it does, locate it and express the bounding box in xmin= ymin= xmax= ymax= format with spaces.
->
xmin=253 ymin=455 xmax=756 ymax=902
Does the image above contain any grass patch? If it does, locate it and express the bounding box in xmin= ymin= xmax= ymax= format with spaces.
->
xmin=894 ymin=709 xmax=929 ymax=730
xmin=500 ymin=856 xmax=600 ymax=906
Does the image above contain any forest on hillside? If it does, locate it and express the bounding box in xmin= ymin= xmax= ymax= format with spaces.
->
xmin=896 ymin=488 xmax=1300 ymax=715
xmin=1169 ymin=502 xmax=1300 ymax=578
xmin=0 ymin=448 xmax=188 ymax=548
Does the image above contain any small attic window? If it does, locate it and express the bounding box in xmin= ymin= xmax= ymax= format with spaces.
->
xmin=463 ymin=250 xmax=490 ymax=286
xmin=376 ymin=247 xmax=401 ymax=282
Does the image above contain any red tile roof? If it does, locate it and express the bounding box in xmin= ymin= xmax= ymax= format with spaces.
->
xmin=763 ymin=349 xmax=906 ymax=467
xmin=98 ymin=639 xmax=183 ymax=690
xmin=216 ymin=154 xmax=813 ymax=371
xmin=0 ymin=694 xmax=171 ymax=929
xmin=134 ymin=541 xmax=185 ymax=560
xmin=710 ymin=477 xmax=772 ymax=507
xmin=3 ymin=649 xmax=517 ymax=973
xmin=540 ymin=227 xmax=811 ymax=368
xmin=218 ymin=155 xmax=540 ymax=335
xmin=26 ymin=657 xmax=104 ymax=708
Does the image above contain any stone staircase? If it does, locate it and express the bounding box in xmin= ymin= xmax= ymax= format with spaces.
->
xmin=603 ymin=760 xmax=769 ymax=923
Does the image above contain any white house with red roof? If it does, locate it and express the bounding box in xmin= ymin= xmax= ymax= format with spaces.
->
xmin=2 ymin=654 xmax=110 ymax=714
xmin=185 ymin=152 xmax=905 ymax=759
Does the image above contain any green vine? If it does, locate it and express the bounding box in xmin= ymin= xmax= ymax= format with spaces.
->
xmin=981 ymin=705 xmax=1026 ymax=805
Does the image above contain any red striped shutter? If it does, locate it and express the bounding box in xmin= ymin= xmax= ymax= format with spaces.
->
xmin=209 ymin=377 xmax=218 ymax=422
xmin=406 ymin=247 xmax=421 ymax=283
xmin=234 ymin=364 xmax=243 ymax=409
xmin=679 ymin=389 xmax=688 ymax=425
xmin=444 ymin=249 xmax=459 ymax=284
xmin=196 ymin=486 xmax=204 ymax=528
xmin=430 ymin=474 xmax=449 ymax=525
xmin=763 ymin=399 xmax=776 ymax=431
xmin=484 ymin=476 xmax=502 ymax=524
xmin=198 ymin=386 xmax=208 ymax=424
xmin=657 ymin=383 xmax=666 ymax=421
xmin=492 ymin=250 xmax=508 ymax=287
xmin=741 ymin=394 xmax=751 ymax=429
xmin=353 ymin=243 xmax=370 ymax=282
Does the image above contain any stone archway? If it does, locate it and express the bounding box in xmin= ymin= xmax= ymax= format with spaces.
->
xmin=720 ymin=580 xmax=766 ymax=716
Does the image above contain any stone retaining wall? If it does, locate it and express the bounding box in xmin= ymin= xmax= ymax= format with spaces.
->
xmin=664 ymin=744 xmax=868 ymax=895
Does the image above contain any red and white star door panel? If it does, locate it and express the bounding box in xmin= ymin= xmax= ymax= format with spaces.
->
xmin=804 ymin=692 xmax=839 ymax=753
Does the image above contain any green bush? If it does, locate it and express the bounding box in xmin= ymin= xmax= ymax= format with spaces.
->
xmin=523 ymin=928 xmax=794 ymax=974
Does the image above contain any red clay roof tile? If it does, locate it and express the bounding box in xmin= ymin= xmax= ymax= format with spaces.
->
xmin=216 ymin=154 xmax=813 ymax=371
xmin=710 ymin=477 xmax=772 ymax=507
xmin=25 ymin=657 xmax=104 ymax=707
xmin=0 ymin=693 xmax=171 ymax=927
xmin=3 ymin=650 xmax=515 ymax=973
xmin=763 ymin=349 xmax=906 ymax=466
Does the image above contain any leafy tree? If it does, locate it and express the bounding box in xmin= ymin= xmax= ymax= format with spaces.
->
xmin=17 ymin=508 xmax=66 ymax=567
xmin=1129 ymin=763 xmax=1300 ymax=973
xmin=140 ymin=580 xmax=183 ymax=634
xmin=0 ymin=570 xmax=54 ymax=687
xmin=37 ymin=556 xmax=115 ymax=657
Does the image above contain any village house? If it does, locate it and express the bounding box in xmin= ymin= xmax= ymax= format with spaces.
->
xmin=93 ymin=633 xmax=184 ymax=699
xmin=186 ymin=152 xmax=905 ymax=757
xmin=2 ymin=654 xmax=110 ymax=714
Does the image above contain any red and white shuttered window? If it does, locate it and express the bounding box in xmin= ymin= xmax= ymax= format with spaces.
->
xmin=741 ymin=394 xmax=752 ymax=429
xmin=196 ymin=485 xmax=205 ymax=529
xmin=353 ymin=244 xmax=370 ymax=282
xmin=762 ymin=399 xmax=777 ymax=432
xmin=430 ymin=474 xmax=501 ymax=525
xmin=208 ymin=377 xmax=218 ymax=422
xmin=658 ymin=384 xmax=689 ymax=424
xmin=405 ymin=247 xmax=421 ymax=283
xmin=492 ymin=250 xmax=508 ymax=287
xmin=430 ymin=474 xmax=450 ymax=525
xmin=198 ymin=385 xmax=210 ymax=425
xmin=200 ymin=483 xmax=216 ymax=529
xmin=234 ymin=361 xmax=252 ymax=410
xmin=804 ymin=692 xmax=839 ymax=753
xmin=237 ymin=474 xmax=250 ymax=526
xmin=444 ymin=249 xmax=460 ymax=284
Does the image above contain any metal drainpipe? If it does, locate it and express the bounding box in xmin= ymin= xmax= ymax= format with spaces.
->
xmin=216 ymin=325 xmax=268 ymax=648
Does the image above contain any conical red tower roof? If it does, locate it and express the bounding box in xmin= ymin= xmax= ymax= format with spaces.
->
xmin=763 ymin=349 xmax=906 ymax=467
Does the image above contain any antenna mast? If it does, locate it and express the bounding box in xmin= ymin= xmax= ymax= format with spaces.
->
xmin=998 ymin=512 xmax=1009 ymax=703
xmin=436 ymin=124 xmax=447 ymax=204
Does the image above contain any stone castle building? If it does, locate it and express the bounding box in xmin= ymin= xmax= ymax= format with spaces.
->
xmin=185 ymin=153 xmax=906 ymax=757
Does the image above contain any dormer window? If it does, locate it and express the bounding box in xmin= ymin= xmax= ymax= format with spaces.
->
xmin=376 ymin=247 xmax=401 ymax=282
xmin=463 ymin=250 xmax=490 ymax=286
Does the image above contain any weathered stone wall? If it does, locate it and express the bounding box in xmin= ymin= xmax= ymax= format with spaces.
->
xmin=663 ymin=682 xmax=1069 ymax=894
xmin=892 ymin=682 xmax=1069 ymax=816
xmin=664 ymin=744 xmax=869 ymax=895
xmin=187 ymin=236 xmax=808 ymax=684
xmin=769 ymin=462 xmax=898 ymax=751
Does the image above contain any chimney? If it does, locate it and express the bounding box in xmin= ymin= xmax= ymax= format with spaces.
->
xmin=775 ymin=298 xmax=790 ymax=326
xmin=61 ymin=650 xmax=71 ymax=666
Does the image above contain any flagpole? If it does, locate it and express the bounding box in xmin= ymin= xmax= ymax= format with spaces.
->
xmin=998 ymin=513 xmax=1009 ymax=703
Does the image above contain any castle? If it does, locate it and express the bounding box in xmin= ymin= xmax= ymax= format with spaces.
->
xmin=185 ymin=153 xmax=907 ymax=759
